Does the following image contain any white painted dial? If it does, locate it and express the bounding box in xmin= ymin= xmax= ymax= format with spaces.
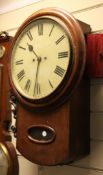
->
xmin=11 ymin=18 xmax=71 ymax=100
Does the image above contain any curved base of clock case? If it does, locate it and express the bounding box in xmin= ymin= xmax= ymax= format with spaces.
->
xmin=16 ymin=77 xmax=90 ymax=166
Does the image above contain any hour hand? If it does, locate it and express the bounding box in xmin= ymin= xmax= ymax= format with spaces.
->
xmin=27 ymin=43 xmax=33 ymax=52
xmin=27 ymin=43 xmax=39 ymax=59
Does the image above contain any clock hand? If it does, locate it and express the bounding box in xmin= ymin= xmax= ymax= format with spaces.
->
xmin=34 ymin=57 xmax=41 ymax=95
xmin=27 ymin=43 xmax=39 ymax=59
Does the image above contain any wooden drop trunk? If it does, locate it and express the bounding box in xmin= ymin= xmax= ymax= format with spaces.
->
xmin=16 ymin=77 xmax=90 ymax=165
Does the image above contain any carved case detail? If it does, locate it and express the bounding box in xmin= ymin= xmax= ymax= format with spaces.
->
xmin=0 ymin=34 xmax=19 ymax=175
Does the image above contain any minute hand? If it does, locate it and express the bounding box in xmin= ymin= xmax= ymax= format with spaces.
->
xmin=34 ymin=57 xmax=41 ymax=95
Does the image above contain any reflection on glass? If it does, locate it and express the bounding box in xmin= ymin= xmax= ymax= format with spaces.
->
xmin=0 ymin=143 xmax=8 ymax=175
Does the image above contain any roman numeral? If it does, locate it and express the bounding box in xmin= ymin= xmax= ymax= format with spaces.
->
xmin=27 ymin=30 xmax=33 ymax=41
xmin=58 ymin=51 xmax=69 ymax=58
xmin=24 ymin=79 xmax=31 ymax=92
xmin=19 ymin=46 xmax=26 ymax=50
xmin=54 ymin=66 xmax=65 ymax=77
xmin=55 ymin=35 xmax=65 ymax=45
xmin=34 ymin=82 xmax=41 ymax=95
xmin=38 ymin=23 xmax=43 ymax=35
xmin=17 ymin=69 xmax=25 ymax=81
xmin=16 ymin=60 xmax=23 ymax=65
xmin=49 ymin=25 xmax=55 ymax=37
xmin=48 ymin=80 xmax=53 ymax=89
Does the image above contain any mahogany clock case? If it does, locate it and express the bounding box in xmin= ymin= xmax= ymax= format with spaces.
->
xmin=15 ymin=77 xmax=90 ymax=166
xmin=8 ymin=8 xmax=90 ymax=166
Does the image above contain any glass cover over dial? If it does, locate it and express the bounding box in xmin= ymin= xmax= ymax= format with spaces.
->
xmin=11 ymin=18 xmax=71 ymax=100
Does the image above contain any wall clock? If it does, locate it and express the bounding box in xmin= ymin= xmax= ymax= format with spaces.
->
xmin=0 ymin=32 xmax=19 ymax=174
xmin=8 ymin=8 xmax=90 ymax=165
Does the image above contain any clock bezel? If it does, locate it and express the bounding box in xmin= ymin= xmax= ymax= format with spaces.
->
xmin=10 ymin=16 xmax=73 ymax=101
xmin=8 ymin=8 xmax=86 ymax=112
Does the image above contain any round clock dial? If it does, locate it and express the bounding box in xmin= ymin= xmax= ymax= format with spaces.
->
xmin=0 ymin=45 xmax=5 ymax=58
xmin=11 ymin=18 xmax=71 ymax=100
xmin=9 ymin=8 xmax=86 ymax=110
